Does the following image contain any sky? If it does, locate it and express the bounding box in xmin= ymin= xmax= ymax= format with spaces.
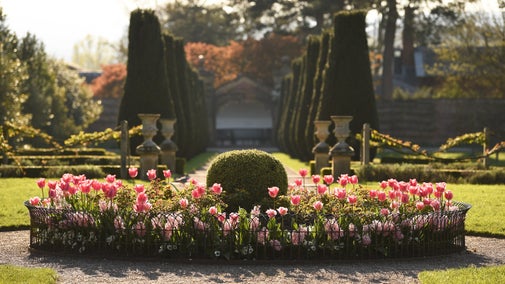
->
xmin=0 ymin=0 xmax=169 ymax=61
xmin=1 ymin=0 xmax=501 ymax=63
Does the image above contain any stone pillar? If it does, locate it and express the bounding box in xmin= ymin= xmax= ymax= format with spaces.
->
xmin=159 ymin=118 xmax=178 ymax=171
xmin=136 ymin=113 xmax=161 ymax=180
xmin=329 ymin=115 xmax=355 ymax=180
xmin=312 ymin=120 xmax=332 ymax=175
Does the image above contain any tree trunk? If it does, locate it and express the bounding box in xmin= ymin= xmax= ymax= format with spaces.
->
xmin=381 ymin=0 xmax=398 ymax=100
xmin=402 ymin=5 xmax=416 ymax=84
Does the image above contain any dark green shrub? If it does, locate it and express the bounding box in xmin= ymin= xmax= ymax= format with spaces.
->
xmin=206 ymin=149 xmax=288 ymax=212
xmin=41 ymin=166 xmax=106 ymax=178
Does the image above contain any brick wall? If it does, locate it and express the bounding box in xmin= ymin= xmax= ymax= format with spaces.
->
xmin=376 ymin=99 xmax=505 ymax=146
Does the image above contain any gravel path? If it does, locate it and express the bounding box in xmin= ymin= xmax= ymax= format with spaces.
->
xmin=1 ymin=230 xmax=504 ymax=283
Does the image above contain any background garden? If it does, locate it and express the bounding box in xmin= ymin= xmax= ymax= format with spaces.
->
xmin=1 ymin=0 xmax=505 ymax=283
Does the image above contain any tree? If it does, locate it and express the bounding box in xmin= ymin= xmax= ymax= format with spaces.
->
xmin=118 ymin=9 xmax=176 ymax=152
xmin=316 ymin=10 xmax=379 ymax=158
xmin=72 ymin=35 xmax=120 ymax=70
xmin=48 ymin=59 xmax=102 ymax=142
xmin=159 ymin=0 xmax=241 ymax=46
xmin=90 ymin=64 xmax=126 ymax=99
xmin=426 ymin=12 xmax=505 ymax=98
xmin=185 ymin=34 xmax=303 ymax=88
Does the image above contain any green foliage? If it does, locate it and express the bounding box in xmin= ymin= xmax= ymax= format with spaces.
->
xmin=425 ymin=13 xmax=505 ymax=99
xmin=440 ymin=131 xmax=485 ymax=152
xmin=206 ymin=149 xmax=288 ymax=212
xmin=418 ymin=265 xmax=505 ymax=284
xmin=356 ymin=164 xmax=505 ymax=185
xmin=0 ymin=264 xmax=58 ymax=284
xmin=64 ymin=125 xmax=142 ymax=147
xmin=118 ymin=9 xmax=176 ymax=152
xmin=318 ymin=10 xmax=379 ymax=156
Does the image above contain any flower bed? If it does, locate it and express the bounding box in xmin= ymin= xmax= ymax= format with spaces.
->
xmin=25 ymin=169 xmax=471 ymax=260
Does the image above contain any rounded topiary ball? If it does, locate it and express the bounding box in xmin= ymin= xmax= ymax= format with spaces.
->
xmin=206 ymin=149 xmax=288 ymax=212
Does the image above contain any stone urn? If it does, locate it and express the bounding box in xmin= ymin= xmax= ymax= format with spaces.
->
xmin=159 ymin=118 xmax=178 ymax=171
xmin=329 ymin=115 xmax=354 ymax=179
xmin=312 ymin=120 xmax=332 ymax=175
xmin=136 ymin=113 xmax=161 ymax=179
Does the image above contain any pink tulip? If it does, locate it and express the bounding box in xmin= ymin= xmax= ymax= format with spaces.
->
xmin=277 ymin=206 xmax=288 ymax=216
xmin=313 ymin=201 xmax=323 ymax=211
xmin=349 ymin=175 xmax=358 ymax=185
xmin=416 ymin=201 xmax=425 ymax=210
xmin=312 ymin=175 xmax=321 ymax=184
xmin=30 ymin=196 xmax=41 ymax=206
xmin=48 ymin=180 xmax=57 ymax=190
xmin=137 ymin=192 xmax=148 ymax=203
xmin=338 ymin=174 xmax=349 ymax=187
xmin=335 ymin=188 xmax=346 ymax=200
xmin=294 ymin=179 xmax=303 ymax=186
xmin=197 ymin=184 xmax=206 ymax=195
xmin=380 ymin=208 xmax=390 ymax=216
xmin=191 ymin=189 xmax=201 ymax=199
xmin=36 ymin=178 xmax=46 ymax=189
xmin=434 ymin=191 xmax=442 ymax=198
xmin=48 ymin=188 xmax=56 ymax=199
xmin=299 ymin=168 xmax=308 ymax=178
xmin=268 ymin=186 xmax=279 ymax=198
xmin=430 ymin=199 xmax=441 ymax=211
xmin=436 ymin=182 xmax=446 ymax=192
xmin=217 ymin=212 xmax=226 ymax=223
xmin=179 ymin=198 xmax=188 ymax=209
xmin=163 ymin=169 xmax=171 ymax=179
xmin=208 ymin=206 xmax=218 ymax=216
xmin=128 ymin=167 xmax=138 ymax=178
xmin=290 ymin=195 xmax=301 ymax=206
xmin=369 ymin=189 xmax=378 ymax=198
xmin=61 ymin=173 xmax=73 ymax=183
xmin=211 ymin=183 xmax=223 ymax=195
xmin=106 ymin=174 xmax=116 ymax=183
xmin=409 ymin=178 xmax=417 ymax=186
xmin=79 ymin=180 xmax=91 ymax=194
xmin=390 ymin=200 xmax=400 ymax=210
xmin=399 ymin=181 xmax=408 ymax=192
xmin=401 ymin=193 xmax=410 ymax=204
xmin=323 ymin=175 xmax=334 ymax=185
xmin=266 ymin=209 xmax=277 ymax=219
xmin=317 ymin=184 xmax=328 ymax=195
xmin=134 ymin=184 xmax=145 ymax=193
xmin=379 ymin=180 xmax=388 ymax=189
xmin=147 ymin=169 xmax=157 ymax=181
xmin=229 ymin=213 xmax=240 ymax=224
xmin=347 ymin=195 xmax=357 ymax=205
xmin=91 ymin=180 xmax=101 ymax=191
xmin=377 ymin=191 xmax=387 ymax=202
xmin=444 ymin=190 xmax=453 ymax=200
xmin=134 ymin=222 xmax=146 ymax=237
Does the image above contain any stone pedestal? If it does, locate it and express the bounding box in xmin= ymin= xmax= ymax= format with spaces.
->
xmin=136 ymin=113 xmax=161 ymax=180
xmin=159 ymin=118 xmax=178 ymax=171
xmin=329 ymin=116 xmax=354 ymax=180
xmin=312 ymin=120 xmax=331 ymax=175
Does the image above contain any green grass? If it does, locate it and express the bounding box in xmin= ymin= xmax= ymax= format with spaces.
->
xmin=449 ymin=183 xmax=505 ymax=237
xmin=184 ymin=151 xmax=219 ymax=173
xmin=0 ymin=264 xmax=58 ymax=284
xmin=271 ymin=152 xmax=310 ymax=172
xmin=418 ymin=265 xmax=505 ymax=284
xmin=0 ymin=178 xmax=39 ymax=230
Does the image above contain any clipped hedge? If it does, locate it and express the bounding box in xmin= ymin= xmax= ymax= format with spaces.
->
xmin=206 ymin=149 xmax=288 ymax=212
xmin=355 ymin=164 xmax=505 ymax=184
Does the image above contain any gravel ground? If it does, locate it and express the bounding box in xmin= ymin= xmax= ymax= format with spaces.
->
xmin=1 ymin=230 xmax=504 ymax=283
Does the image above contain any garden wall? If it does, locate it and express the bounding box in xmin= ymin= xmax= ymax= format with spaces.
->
xmin=377 ymin=99 xmax=505 ymax=146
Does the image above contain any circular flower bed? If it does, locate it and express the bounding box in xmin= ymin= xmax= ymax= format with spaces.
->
xmin=25 ymin=168 xmax=471 ymax=260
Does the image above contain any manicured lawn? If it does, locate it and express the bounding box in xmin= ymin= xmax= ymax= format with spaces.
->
xmin=418 ymin=265 xmax=505 ymax=284
xmin=0 ymin=264 xmax=58 ymax=284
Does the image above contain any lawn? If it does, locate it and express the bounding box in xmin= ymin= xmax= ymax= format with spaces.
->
xmin=0 ymin=264 xmax=58 ymax=284
xmin=418 ymin=265 xmax=505 ymax=284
